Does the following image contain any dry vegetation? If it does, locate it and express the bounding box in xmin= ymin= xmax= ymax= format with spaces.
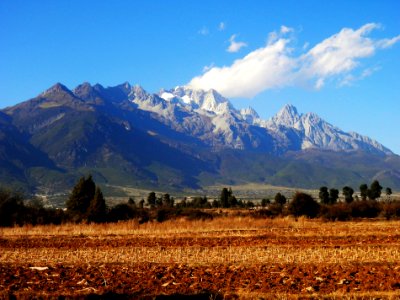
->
xmin=1 ymin=216 xmax=400 ymax=299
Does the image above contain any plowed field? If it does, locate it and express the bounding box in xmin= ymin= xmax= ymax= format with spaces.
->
xmin=1 ymin=217 xmax=400 ymax=299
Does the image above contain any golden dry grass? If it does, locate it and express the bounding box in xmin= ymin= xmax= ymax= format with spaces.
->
xmin=2 ymin=216 xmax=400 ymax=298
xmin=2 ymin=217 xmax=400 ymax=266
xmin=3 ymin=244 xmax=400 ymax=266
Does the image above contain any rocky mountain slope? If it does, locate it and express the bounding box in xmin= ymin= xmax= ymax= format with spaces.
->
xmin=1 ymin=82 xmax=399 ymax=194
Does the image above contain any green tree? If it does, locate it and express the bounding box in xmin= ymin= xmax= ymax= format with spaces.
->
xmin=0 ymin=189 xmax=25 ymax=227
xmin=359 ymin=184 xmax=368 ymax=201
xmin=319 ymin=186 xmax=330 ymax=204
xmin=162 ymin=193 xmax=174 ymax=207
xmin=329 ymin=188 xmax=339 ymax=204
xmin=128 ymin=197 xmax=135 ymax=206
xmin=66 ymin=175 xmax=96 ymax=221
xmin=138 ymin=199 xmax=145 ymax=209
xmin=385 ymin=187 xmax=392 ymax=201
xmin=228 ymin=194 xmax=238 ymax=207
xmin=212 ymin=199 xmax=220 ymax=208
xmin=147 ymin=192 xmax=156 ymax=206
xmin=261 ymin=198 xmax=270 ymax=207
xmin=87 ymin=187 xmax=107 ymax=223
xmin=368 ymin=180 xmax=383 ymax=200
xmin=274 ymin=193 xmax=287 ymax=205
xmin=220 ymin=188 xmax=230 ymax=208
xmin=288 ymin=192 xmax=320 ymax=218
xmin=342 ymin=186 xmax=354 ymax=203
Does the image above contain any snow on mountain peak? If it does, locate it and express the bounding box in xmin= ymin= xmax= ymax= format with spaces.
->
xmin=158 ymin=86 xmax=233 ymax=115
xmin=240 ymin=107 xmax=260 ymax=124
xmin=269 ymin=104 xmax=300 ymax=128
xmin=264 ymin=104 xmax=392 ymax=155
xmin=159 ymin=91 xmax=175 ymax=102
xmin=35 ymin=81 xmax=394 ymax=156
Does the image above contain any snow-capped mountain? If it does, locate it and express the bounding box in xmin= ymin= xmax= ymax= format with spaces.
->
xmin=127 ymin=84 xmax=392 ymax=156
xmin=128 ymin=85 xmax=268 ymax=150
xmin=8 ymin=81 xmax=394 ymax=159
xmin=2 ymin=81 xmax=399 ymax=194
xmin=264 ymin=104 xmax=392 ymax=155
xmin=159 ymin=86 xmax=234 ymax=115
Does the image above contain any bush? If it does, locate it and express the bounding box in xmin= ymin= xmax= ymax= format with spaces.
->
xmin=108 ymin=204 xmax=137 ymax=222
xmin=320 ymin=203 xmax=352 ymax=221
xmin=156 ymin=208 xmax=170 ymax=222
xmin=381 ymin=201 xmax=400 ymax=220
xmin=274 ymin=193 xmax=286 ymax=205
xmin=288 ymin=192 xmax=320 ymax=218
xmin=350 ymin=200 xmax=382 ymax=218
xmin=269 ymin=203 xmax=285 ymax=216
xmin=0 ymin=189 xmax=25 ymax=227
xmin=184 ymin=209 xmax=214 ymax=221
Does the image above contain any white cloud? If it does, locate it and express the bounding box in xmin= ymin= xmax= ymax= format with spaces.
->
xmin=219 ymin=22 xmax=226 ymax=31
xmin=300 ymin=23 xmax=379 ymax=79
xmin=339 ymin=66 xmax=381 ymax=87
xmin=376 ymin=35 xmax=400 ymax=48
xmin=198 ymin=26 xmax=209 ymax=36
xmin=315 ymin=78 xmax=325 ymax=89
xmin=189 ymin=23 xmax=400 ymax=98
xmin=191 ymin=38 xmax=295 ymax=98
xmin=226 ymin=34 xmax=247 ymax=53
xmin=203 ymin=63 xmax=215 ymax=72
xmin=268 ymin=26 xmax=294 ymax=44
xmin=280 ymin=25 xmax=293 ymax=34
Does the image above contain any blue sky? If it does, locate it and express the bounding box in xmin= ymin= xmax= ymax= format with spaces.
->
xmin=1 ymin=0 xmax=399 ymax=153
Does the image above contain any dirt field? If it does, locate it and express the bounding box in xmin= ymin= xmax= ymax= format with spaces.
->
xmin=1 ymin=217 xmax=400 ymax=299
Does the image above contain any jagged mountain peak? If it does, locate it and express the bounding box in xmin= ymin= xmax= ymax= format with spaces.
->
xmin=240 ymin=107 xmax=260 ymax=124
xmin=265 ymin=104 xmax=392 ymax=156
xmin=41 ymin=82 xmax=73 ymax=96
xmin=115 ymin=81 xmax=131 ymax=93
xmin=2 ymin=81 xmax=399 ymax=194
xmin=130 ymin=84 xmax=148 ymax=98
xmin=160 ymin=85 xmax=233 ymax=115
xmin=26 ymin=82 xmax=396 ymax=157
xmin=302 ymin=112 xmax=323 ymax=124
xmin=269 ymin=104 xmax=300 ymax=128
xmin=73 ymin=82 xmax=103 ymax=100
xmin=277 ymin=104 xmax=299 ymax=117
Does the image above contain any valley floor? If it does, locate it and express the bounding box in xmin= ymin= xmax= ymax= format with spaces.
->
xmin=1 ymin=217 xmax=400 ymax=299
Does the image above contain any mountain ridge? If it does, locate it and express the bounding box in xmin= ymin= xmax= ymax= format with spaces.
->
xmin=1 ymin=81 xmax=398 ymax=195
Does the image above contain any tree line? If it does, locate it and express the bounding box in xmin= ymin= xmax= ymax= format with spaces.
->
xmin=0 ymin=176 xmax=398 ymax=227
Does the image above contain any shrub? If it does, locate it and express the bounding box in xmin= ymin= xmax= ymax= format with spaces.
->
xmin=274 ymin=193 xmax=286 ymax=205
xmin=184 ymin=209 xmax=214 ymax=221
xmin=0 ymin=189 xmax=25 ymax=227
xmin=288 ymin=192 xmax=320 ymax=218
xmin=381 ymin=201 xmax=400 ymax=220
xmin=108 ymin=204 xmax=137 ymax=222
xmin=261 ymin=198 xmax=270 ymax=207
xmin=155 ymin=207 xmax=184 ymax=222
xmin=269 ymin=203 xmax=285 ymax=216
xmin=320 ymin=203 xmax=352 ymax=221
xmin=350 ymin=200 xmax=382 ymax=218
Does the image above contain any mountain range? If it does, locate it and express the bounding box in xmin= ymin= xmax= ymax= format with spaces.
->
xmin=1 ymin=82 xmax=399 ymax=196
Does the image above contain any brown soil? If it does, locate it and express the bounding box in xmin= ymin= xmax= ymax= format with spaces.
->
xmin=2 ymin=218 xmax=400 ymax=299
xmin=2 ymin=263 xmax=400 ymax=298
xmin=2 ymin=234 xmax=400 ymax=249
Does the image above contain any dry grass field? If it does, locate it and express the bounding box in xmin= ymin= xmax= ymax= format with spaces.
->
xmin=1 ymin=216 xmax=400 ymax=299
